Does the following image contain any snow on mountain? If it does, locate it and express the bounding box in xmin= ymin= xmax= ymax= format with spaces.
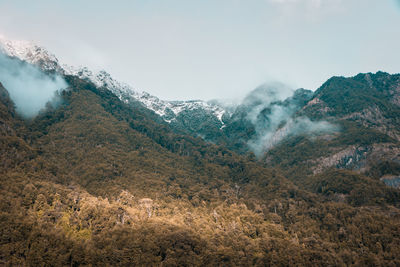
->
xmin=62 ymin=65 xmax=227 ymax=124
xmin=0 ymin=36 xmax=227 ymax=125
xmin=0 ymin=35 xmax=62 ymax=72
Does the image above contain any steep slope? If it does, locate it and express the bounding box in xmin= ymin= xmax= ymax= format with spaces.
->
xmin=2 ymin=36 xmax=399 ymax=170
xmin=0 ymin=82 xmax=35 ymax=171
xmin=220 ymin=84 xmax=314 ymax=154
xmin=0 ymin=36 xmax=229 ymax=138
xmin=0 ymin=36 xmax=327 ymax=154
xmin=265 ymin=72 xmax=400 ymax=188
xmin=303 ymin=72 xmax=400 ymax=139
xmin=0 ymin=35 xmax=62 ymax=72
xmin=1 ymin=61 xmax=399 ymax=265
xmin=2 ymin=36 xmax=399 ymax=184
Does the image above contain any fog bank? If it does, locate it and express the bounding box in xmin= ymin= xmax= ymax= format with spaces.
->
xmin=0 ymin=53 xmax=67 ymax=118
xmin=242 ymin=83 xmax=338 ymax=156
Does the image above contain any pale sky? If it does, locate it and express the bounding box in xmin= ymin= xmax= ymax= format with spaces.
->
xmin=0 ymin=0 xmax=399 ymax=100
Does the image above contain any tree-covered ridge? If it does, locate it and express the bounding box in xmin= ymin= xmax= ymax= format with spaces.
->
xmin=178 ymin=72 xmax=400 ymax=162
xmin=0 ymin=71 xmax=399 ymax=266
xmin=303 ymin=72 xmax=400 ymax=123
xmin=264 ymin=72 xmax=400 ymax=184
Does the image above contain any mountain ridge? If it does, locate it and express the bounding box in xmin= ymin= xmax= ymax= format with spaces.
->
xmin=0 ymin=41 xmax=400 ymax=265
xmin=0 ymin=36 xmax=228 ymax=128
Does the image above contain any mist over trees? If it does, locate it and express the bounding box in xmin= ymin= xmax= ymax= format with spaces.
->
xmin=0 ymin=71 xmax=399 ymax=265
xmin=0 ymin=53 xmax=67 ymax=118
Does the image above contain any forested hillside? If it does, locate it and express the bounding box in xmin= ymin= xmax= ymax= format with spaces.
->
xmin=1 ymin=68 xmax=400 ymax=266
xmin=265 ymin=73 xmax=400 ymax=186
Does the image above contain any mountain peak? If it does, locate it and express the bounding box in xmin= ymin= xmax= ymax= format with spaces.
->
xmin=0 ymin=36 xmax=228 ymax=128
xmin=0 ymin=35 xmax=61 ymax=72
xmin=0 ymin=35 xmax=36 ymax=57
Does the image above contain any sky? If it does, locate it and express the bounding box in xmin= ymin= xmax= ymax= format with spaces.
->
xmin=0 ymin=0 xmax=399 ymax=101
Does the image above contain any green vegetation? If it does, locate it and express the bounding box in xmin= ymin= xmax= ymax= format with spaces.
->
xmin=0 ymin=72 xmax=400 ymax=266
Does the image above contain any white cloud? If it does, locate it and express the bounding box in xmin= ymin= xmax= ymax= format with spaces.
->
xmin=0 ymin=53 xmax=67 ymax=118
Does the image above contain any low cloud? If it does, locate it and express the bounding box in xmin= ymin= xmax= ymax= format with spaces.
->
xmin=0 ymin=52 xmax=67 ymax=118
xmin=243 ymin=83 xmax=338 ymax=156
xmin=259 ymin=116 xmax=338 ymax=150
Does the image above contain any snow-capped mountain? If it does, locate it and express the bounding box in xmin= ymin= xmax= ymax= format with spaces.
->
xmin=0 ymin=36 xmax=227 ymax=127
xmin=0 ymin=35 xmax=62 ymax=72
xmin=62 ymin=65 xmax=227 ymax=125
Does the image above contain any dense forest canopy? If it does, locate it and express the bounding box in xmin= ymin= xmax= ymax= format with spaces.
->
xmin=0 ymin=64 xmax=400 ymax=266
